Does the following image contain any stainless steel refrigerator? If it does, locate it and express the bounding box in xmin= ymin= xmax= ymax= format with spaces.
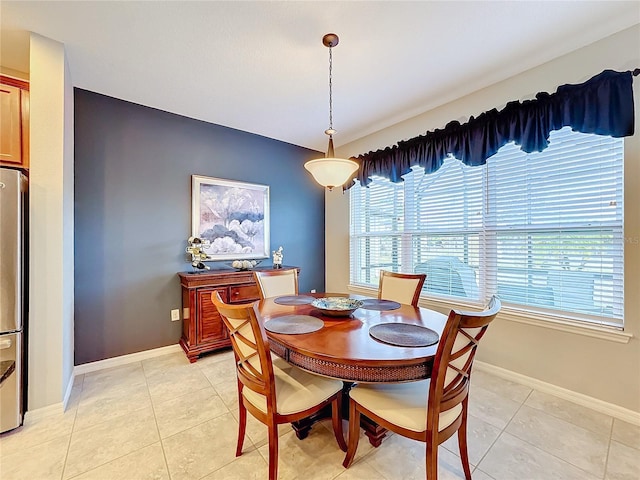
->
xmin=0 ymin=168 xmax=27 ymax=433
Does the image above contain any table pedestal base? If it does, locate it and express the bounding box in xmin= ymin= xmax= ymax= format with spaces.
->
xmin=291 ymin=410 xmax=326 ymax=440
xmin=360 ymin=416 xmax=388 ymax=447
xmin=290 ymin=403 xmax=387 ymax=447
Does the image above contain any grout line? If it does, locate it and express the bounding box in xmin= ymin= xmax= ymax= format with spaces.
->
xmin=58 ymin=376 xmax=83 ymax=480
xmin=501 ymin=429 xmax=606 ymax=480
xmin=499 ymin=388 xmax=610 ymax=480
xmin=143 ymin=360 xmax=173 ymax=480
xmin=472 ymin=466 xmax=497 ymax=480
xmin=64 ymin=442 xmax=162 ymax=480
xmin=64 ymin=360 xmax=162 ymax=479
xmin=471 ymin=381 xmax=532 ymax=473
xmin=601 ymin=417 xmax=615 ymax=480
xmin=520 ymin=389 xmax=616 ymax=438
xmin=58 ymin=414 xmax=76 ymax=480
xmin=142 ymin=354 xmax=244 ymax=479
xmin=511 ymin=386 xmax=534 ymax=420
xmin=470 ymin=423 xmax=505 ymax=472
xmin=343 ymin=430 xmax=394 ymax=477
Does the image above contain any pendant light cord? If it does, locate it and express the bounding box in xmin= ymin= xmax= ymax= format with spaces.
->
xmin=304 ymin=33 xmax=359 ymax=190
xmin=328 ymin=45 xmax=334 ymax=132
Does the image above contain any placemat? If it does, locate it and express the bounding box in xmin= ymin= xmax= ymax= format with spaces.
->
xmin=369 ymin=323 xmax=439 ymax=347
xmin=264 ymin=315 xmax=324 ymax=334
xmin=274 ymin=295 xmax=316 ymax=305
xmin=360 ymin=299 xmax=401 ymax=311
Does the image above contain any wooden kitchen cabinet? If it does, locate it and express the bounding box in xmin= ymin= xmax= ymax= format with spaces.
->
xmin=0 ymin=76 xmax=29 ymax=170
xmin=178 ymin=266 xmax=300 ymax=362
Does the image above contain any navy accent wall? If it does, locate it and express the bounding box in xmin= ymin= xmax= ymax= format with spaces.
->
xmin=74 ymin=89 xmax=325 ymax=365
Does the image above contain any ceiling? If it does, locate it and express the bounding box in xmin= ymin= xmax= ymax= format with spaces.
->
xmin=1 ymin=1 xmax=639 ymax=152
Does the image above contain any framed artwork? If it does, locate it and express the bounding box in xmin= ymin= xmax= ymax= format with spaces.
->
xmin=191 ymin=175 xmax=270 ymax=261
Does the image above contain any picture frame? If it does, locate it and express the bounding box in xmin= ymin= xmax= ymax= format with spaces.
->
xmin=191 ymin=175 xmax=270 ymax=261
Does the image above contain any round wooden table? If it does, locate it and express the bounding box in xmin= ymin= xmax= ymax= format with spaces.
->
xmin=258 ymin=293 xmax=448 ymax=382
xmin=257 ymin=293 xmax=448 ymax=445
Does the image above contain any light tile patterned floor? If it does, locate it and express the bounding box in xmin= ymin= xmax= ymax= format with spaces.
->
xmin=1 ymin=350 xmax=639 ymax=480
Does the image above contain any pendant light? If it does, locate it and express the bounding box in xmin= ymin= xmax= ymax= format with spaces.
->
xmin=304 ymin=33 xmax=359 ymax=190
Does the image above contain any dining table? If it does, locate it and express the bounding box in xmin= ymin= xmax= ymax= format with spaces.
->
xmin=256 ymin=292 xmax=448 ymax=446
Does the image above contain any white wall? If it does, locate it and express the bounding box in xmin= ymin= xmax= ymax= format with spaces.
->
xmin=62 ymin=49 xmax=75 ymax=392
xmin=328 ymin=25 xmax=640 ymax=413
xmin=28 ymin=33 xmax=74 ymax=411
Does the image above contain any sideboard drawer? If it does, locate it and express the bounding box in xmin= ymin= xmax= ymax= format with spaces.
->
xmin=230 ymin=284 xmax=260 ymax=303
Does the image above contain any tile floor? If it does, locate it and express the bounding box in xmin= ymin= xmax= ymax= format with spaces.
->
xmin=1 ymin=349 xmax=639 ymax=480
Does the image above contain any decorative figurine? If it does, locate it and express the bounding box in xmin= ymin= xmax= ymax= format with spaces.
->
xmin=186 ymin=237 xmax=211 ymax=271
xmin=272 ymin=246 xmax=283 ymax=268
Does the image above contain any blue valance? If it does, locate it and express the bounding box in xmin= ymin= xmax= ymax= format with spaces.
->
xmin=349 ymin=69 xmax=638 ymax=189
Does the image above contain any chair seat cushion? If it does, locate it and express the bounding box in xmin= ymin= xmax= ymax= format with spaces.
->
xmin=349 ymin=381 xmax=462 ymax=433
xmin=243 ymin=362 xmax=343 ymax=416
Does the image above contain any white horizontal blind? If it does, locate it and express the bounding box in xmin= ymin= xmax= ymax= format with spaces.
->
xmin=350 ymin=127 xmax=624 ymax=327
xmin=408 ymin=161 xmax=484 ymax=299
xmin=350 ymin=176 xmax=404 ymax=287
xmin=486 ymin=127 xmax=623 ymax=324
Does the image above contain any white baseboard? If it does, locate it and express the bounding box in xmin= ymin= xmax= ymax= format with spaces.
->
xmin=24 ymin=401 xmax=64 ymax=423
xmin=475 ymin=361 xmax=640 ymax=426
xmin=25 ymin=374 xmax=74 ymax=422
xmin=24 ymin=344 xmax=182 ymax=422
xmin=62 ymin=372 xmax=74 ymax=410
xmin=73 ymin=344 xmax=182 ymax=376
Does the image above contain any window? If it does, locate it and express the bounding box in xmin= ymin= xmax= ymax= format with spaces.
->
xmin=350 ymin=127 xmax=624 ymax=327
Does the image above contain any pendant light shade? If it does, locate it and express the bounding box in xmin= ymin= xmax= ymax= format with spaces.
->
xmin=304 ymin=157 xmax=359 ymax=189
xmin=304 ymin=33 xmax=359 ymax=190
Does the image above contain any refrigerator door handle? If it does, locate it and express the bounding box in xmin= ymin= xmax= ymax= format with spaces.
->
xmin=0 ymin=338 xmax=12 ymax=349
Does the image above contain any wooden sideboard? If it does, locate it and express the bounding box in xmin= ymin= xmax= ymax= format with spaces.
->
xmin=178 ymin=266 xmax=299 ymax=362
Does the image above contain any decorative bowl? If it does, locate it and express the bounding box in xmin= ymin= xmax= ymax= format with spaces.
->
xmin=227 ymin=259 xmax=262 ymax=271
xmin=311 ymin=297 xmax=364 ymax=317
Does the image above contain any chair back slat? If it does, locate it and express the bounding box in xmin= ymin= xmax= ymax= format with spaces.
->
xmin=378 ymin=271 xmax=426 ymax=306
xmin=225 ymin=318 xmax=262 ymax=371
xmin=254 ymin=269 xmax=299 ymax=299
xmin=427 ymin=296 xmax=501 ymax=432
xmin=212 ymin=291 xmax=276 ymax=402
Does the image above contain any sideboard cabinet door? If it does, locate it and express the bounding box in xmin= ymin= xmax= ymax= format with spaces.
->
xmin=178 ymin=266 xmax=299 ymax=363
xmin=196 ymin=287 xmax=229 ymax=345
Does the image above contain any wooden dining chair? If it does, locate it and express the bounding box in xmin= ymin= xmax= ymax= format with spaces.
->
xmin=254 ymin=268 xmax=299 ymax=300
xmin=342 ymin=296 xmax=501 ymax=480
xmin=378 ymin=270 xmax=427 ymax=306
xmin=211 ymin=291 xmax=347 ymax=480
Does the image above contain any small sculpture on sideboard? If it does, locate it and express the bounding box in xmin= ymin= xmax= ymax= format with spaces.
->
xmin=186 ymin=236 xmax=211 ymax=271
xmin=272 ymin=246 xmax=283 ymax=269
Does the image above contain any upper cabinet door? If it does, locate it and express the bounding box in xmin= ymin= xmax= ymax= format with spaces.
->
xmin=0 ymin=77 xmax=29 ymax=170
xmin=0 ymin=84 xmax=22 ymax=166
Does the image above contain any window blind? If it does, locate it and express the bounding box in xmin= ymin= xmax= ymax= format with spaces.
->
xmin=408 ymin=160 xmax=483 ymax=299
xmin=350 ymin=176 xmax=404 ymax=286
xmin=486 ymin=128 xmax=623 ymax=324
xmin=350 ymin=127 xmax=624 ymax=327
